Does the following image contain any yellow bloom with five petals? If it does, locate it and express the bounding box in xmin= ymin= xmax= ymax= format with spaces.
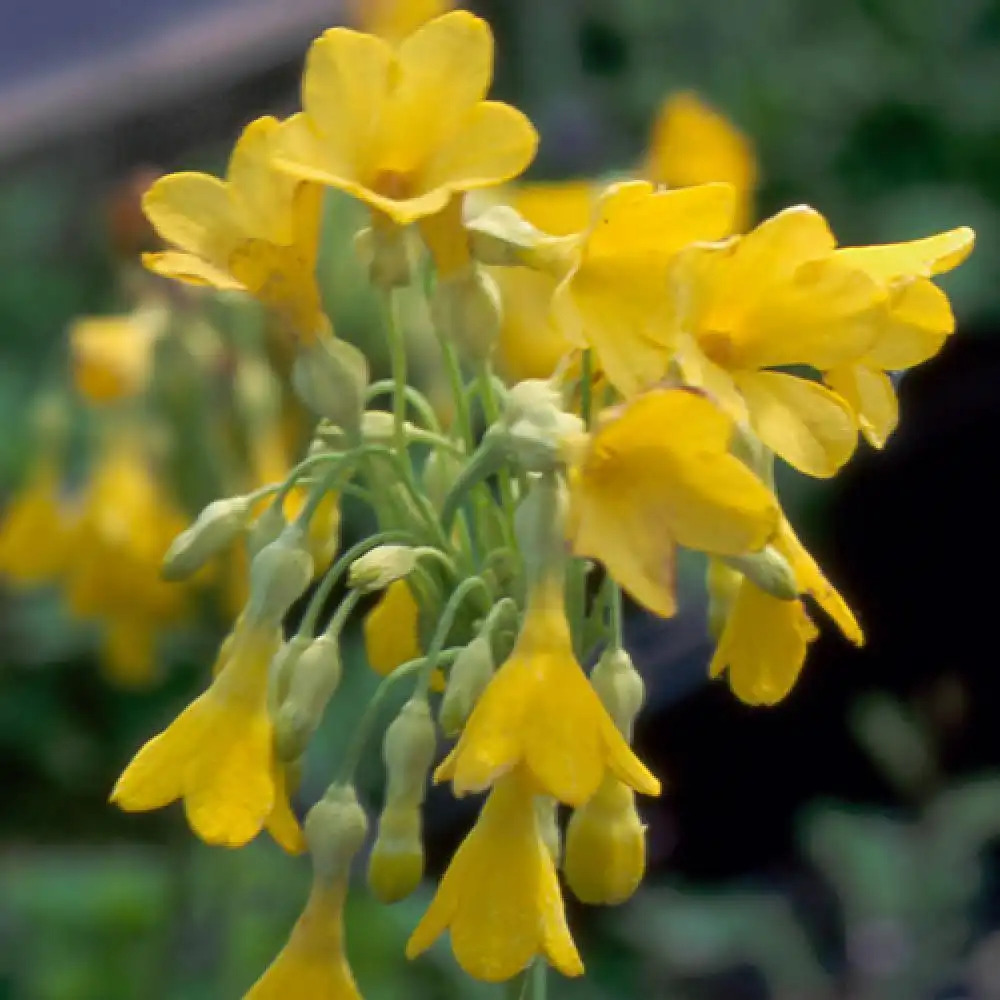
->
xmin=275 ymin=12 xmax=538 ymax=228
xmin=407 ymin=766 xmax=584 ymax=981
xmin=143 ymin=116 xmax=326 ymax=341
xmin=435 ymin=578 xmax=659 ymax=806
xmin=567 ymin=388 xmax=780 ymax=618
xmin=111 ymin=616 xmax=304 ymax=852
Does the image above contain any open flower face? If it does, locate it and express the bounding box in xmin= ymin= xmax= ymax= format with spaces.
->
xmin=407 ymin=767 xmax=584 ymax=982
xmin=274 ymin=12 xmax=538 ymax=228
xmin=567 ymin=388 xmax=780 ymax=617
xmin=552 ymin=180 xmax=736 ymax=398
xmin=143 ymin=116 xmax=325 ymax=340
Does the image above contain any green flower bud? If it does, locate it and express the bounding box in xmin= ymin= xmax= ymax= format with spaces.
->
xmin=292 ymin=335 xmax=368 ymax=432
xmin=590 ymin=646 xmax=645 ymax=738
xmin=161 ymin=495 xmax=252 ymax=580
xmin=430 ymin=265 xmax=502 ymax=362
xmin=466 ymin=205 xmax=576 ymax=275
xmin=247 ymin=502 xmax=287 ymax=557
xmin=421 ymin=448 xmax=463 ymax=513
xmin=305 ymin=784 xmax=368 ymax=882
xmin=348 ymin=545 xmax=418 ymax=593
xmin=367 ymin=801 xmax=424 ymax=903
xmin=355 ymin=224 xmax=412 ymax=289
xmin=383 ymin=698 xmax=437 ymax=809
xmin=514 ymin=472 xmax=569 ymax=589
xmin=248 ymin=525 xmax=314 ymax=626
xmin=268 ymin=633 xmax=312 ymax=711
xmin=360 ymin=409 xmax=415 ymax=444
xmin=722 ymin=545 xmax=798 ymax=602
xmin=274 ymin=635 xmax=343 ymax=761
xmin=439 ymin=636 xmax=494 ymax=737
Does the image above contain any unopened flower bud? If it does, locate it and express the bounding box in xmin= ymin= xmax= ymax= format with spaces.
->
xmin=360 ymin=409 xmax=415 ymax=444
xmin=422 ymin=448 xmax=463 ymax=513
xmin=348 ymin=545 xmax=417 ymax=593
xmin=467 ymin=205 xmax=576 ymax=275
xmin=274 ymin=635 xmax=343 ymax=761
xmin=269 ymin=633 xmax=312 ymax=710
xmin=248 ymin=525 xmax=314 ymax=625
xmin=564 ymin=775 xmax=645 ymax=905
xmin=355 ymin=222 xmax=412 ymax=289
xmin=383 ymin=698 xmax=437 ymax=808
xmin=590 ymin=646 xmax=645 ymax=738
xmin=722 ymin=545 xmax=798 ymax=602
xmin=505 ymin=411 xmax=585 ymax=473
xmin=162 ymin=495 xmax=252 ymax=580
xmin=247 ymin=502 xmax=287 ymax=557
xmin=430 ymin=265 xmax=502 ymax=362
xmin=292 ymin=335 xmax=368 ymax=432
xmin=439 ymin=636 xmax=494 ymax=737
xmin=305 ymin=784 xmax=368 ymax=882
xmin=367 ymin=801 xmax=424 ymax=903
xmin=515 ymin=472 xmax=569 ymax=587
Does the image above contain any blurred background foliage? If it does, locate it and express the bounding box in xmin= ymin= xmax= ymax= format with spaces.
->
xmin=2 ymin=1 xmax=1000 ymax=998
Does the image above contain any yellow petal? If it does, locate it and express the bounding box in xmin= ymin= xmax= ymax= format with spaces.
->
xmin=363 ymin=580 xmax=422 ymax=676
xmin=835 ymin=226 xmax=975 ymax=281
xmin=645 ymin=91 xmax=757 ymax=232
xmin=142 ymin=173 xmax=239 ymax=266
xmin=775 ymin=517 xmax=863 ymax=645
xmin=102 ymin=617 xmax=157 ymax=688
xmin=737 ymin=371 xmax=857 ymax=478
xmin=569 ymin=389 xmax=780 ymax=616
xmin=265 ymin=764 xmax=306 ymax=855
xmin=863 ymin=278 xmax=953 ymax=371
xmin=824 ymin=363 xmax=898 ymax=451
xmin=510 ymin=180 xmax=595 ymax=236
xmin=709 ymin=581 xmax=817 ymax=706
xmin=70 ymin=314 xmax=159 ymax=404
xmin=142 ymin=250 xmax=244 ymax=291
xmin=421 ymin=101 xmax=539 ymax=197
xmin=352 ymin=0 xmax=453 ymax=44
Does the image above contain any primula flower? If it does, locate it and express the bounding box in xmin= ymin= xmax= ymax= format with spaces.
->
xmin=551 ymin=179 xmax=736 ymax=398
xmin=567 ymin=388 xmax=780 ymax=618
xmin=824 ymin=226 xmax=975 ymax=447
xmin=435 ymin=578 xmax=659 ymax=806
xmin=274 ymin=12 xmax=537 ymax=228
xmin=142 ymin=116 xmax=326 ymax=340
xmin=70 ymin=310 xmax=163 ymax=404
xmin=245 ymin=880 xmax=360 ymax=999
xmin=407 ymin=766 xmax=584 ymax=981
xmin=112 ymin=617 xmax=304 ymax=852
xmin=674 ymin=205 xmax=887 ymax=477
xmin=364 ymin=578 xmax=421 ymax=676
xmin=709 ymin=518 xmax=863 ymax=705
xmin=645 ymin=91 xmax=758 ymax=233
xmin=350 ymin=0 xmax=452 ymax=45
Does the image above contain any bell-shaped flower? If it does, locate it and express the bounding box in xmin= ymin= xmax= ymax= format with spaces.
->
xmin=407 ymin=766 xmax=584 ymax=982
xmin=567 ymin=387 xmax=780 ymax=618
xmin=111 ymin=616 xmax=304 ymax=852
xmin=274 ymin=12 xmax=537 ymax=228
xmin=142 ymin=116 xmax=326 ymax=340
xmin=435 ymin=579 xmax=659 ymax=807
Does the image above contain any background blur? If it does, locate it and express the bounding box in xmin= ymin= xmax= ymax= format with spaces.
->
xmin=3 ymin=1 xmax=1000 ymax=998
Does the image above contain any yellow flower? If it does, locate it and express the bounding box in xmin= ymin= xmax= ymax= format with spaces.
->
xmin=563 ymin=773 xmax=645 ymax=905
xmin=435 ymin=578 xmax=659 ymax=806
xmin=245 ymin=881 xmax=360 ymax=999
xmin=351 ymin=0 xmax=452 ymax=44
xmin=708 ymin=517 xmax=863 ymax=705
xmin=70 ymin=311 xmax=162 ymax=404
xmin=111 ymin=617 xmax=305 ymax=852
xmin=143 ymin=116 xmax=326 ymax=341
xmin=824 ymin=226 xmax=975 ymax=447
xmin=407 ymin=766 xmax=584 ymax=982
xmin=550 ymin=179 xmax=736 ymax=397
xmin=674 ymin=205 xmax=889 ymax=477
xmin=645 ymin=91 xmax=758 ymax=233
xmin=491 ymin=182 xmax=594 ymax=382
xmin=274 ymin=12 xmax=537 ymax=228
xmin=102 ymin=616 xmax=159 ymax=688
xmin=0 ymin=458 xmax=72 ymax=585
xmin=567 ymin=388 xmax=780 ymax=617
xmin=364 ymin=579 xmax=421 ymax=676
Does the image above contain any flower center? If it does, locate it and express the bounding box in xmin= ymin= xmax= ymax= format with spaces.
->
xmin=698 ymin=329 xmax=735 ymax=368
xmin=372 ymin=170 xmax=413 ymax=201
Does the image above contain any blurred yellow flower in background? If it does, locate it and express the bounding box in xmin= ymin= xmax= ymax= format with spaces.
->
xmin=351 ymin=0 xmax=453 ymax=45
xmin=70 ymin=309 xmax=164 ymax=404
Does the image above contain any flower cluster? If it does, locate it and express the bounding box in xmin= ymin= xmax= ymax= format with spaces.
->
xmin=3 ymin=0 xmax=972 ymax=995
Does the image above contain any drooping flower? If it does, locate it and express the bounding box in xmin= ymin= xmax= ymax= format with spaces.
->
xmin=673 ymin=205 xmax=887 ymax=477
xmin=824 ymin=226 xmax=975 ymax=447
xmin=566 ymin=387 xmax=780 ymax=617
xmin=435 ymin=577 xmax=659 ymax=806
xmin=274 ymin=12 xmax=538 ymax=228
xmin=407 ymin=766 xmax=584 ymax=982
xmin=142 ymin=116 xmax=326 ymax=341
xmin=708 ymin=517 xmax=863 ymax=705
xmin=111 ymin=616 xmax=304 ymax=852
xmin=645 ymin=91 xmax=758 ymax=233
xmin=363 ymin=578 xmax=421 ymax=677
xmin=551 ymin=179 xmax=736 ymax=397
